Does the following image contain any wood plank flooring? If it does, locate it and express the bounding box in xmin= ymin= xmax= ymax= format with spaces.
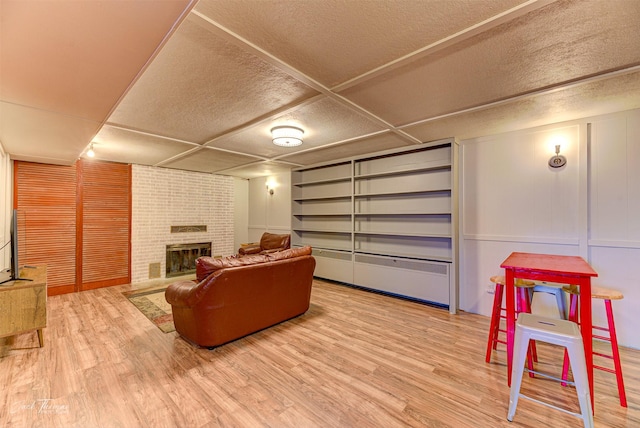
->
xmin=1 ymin=278 xmax=638 ymax=427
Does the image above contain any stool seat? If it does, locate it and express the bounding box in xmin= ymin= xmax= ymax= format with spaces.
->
xmin=490 ymin=275 xmax=535 ymax=287
xmin=508 ymin=313 xmax=593 ymax=428
xmin=562 ymin=284 xmax=627 ymax=407
xmin=563 ymin=284 xmax=624 ymax=300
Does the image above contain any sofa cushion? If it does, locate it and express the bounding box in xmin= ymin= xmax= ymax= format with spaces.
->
xmin=265 ymin=245 xmax=311 ymax=261
xmin=196 ymin=254 xmax=268 ymax=282
xmin=260 ymin=232 xmax=291 ymax=251
xmin=195 ymin=246 xmax=311 ymax=282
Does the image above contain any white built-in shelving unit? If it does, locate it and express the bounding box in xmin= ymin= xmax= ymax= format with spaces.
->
xmin=292 ymin=139 xmax=458 ymax=312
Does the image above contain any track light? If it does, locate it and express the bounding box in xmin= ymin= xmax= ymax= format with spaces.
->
xmin=87 ymin=143 xmax=95 ymax=158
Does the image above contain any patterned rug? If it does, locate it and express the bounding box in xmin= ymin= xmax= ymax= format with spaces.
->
xmin=123 ymin=286 xmax=175 ymax=333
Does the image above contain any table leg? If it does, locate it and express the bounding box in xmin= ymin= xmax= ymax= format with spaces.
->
xmin=505 ymin=268 xmax=515 ymax=386
xmin=37 ymin=329 xmax=44 ymax=347
xmin=579 ymin=277 xmax=594 ymax=413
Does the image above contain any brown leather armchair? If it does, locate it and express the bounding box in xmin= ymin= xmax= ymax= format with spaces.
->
xmin=238 ymin=232 xmax=291 ymax=256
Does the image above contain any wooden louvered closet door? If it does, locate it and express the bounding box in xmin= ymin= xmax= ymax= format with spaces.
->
xmin=14 ymin=162 xmax=77 ymax=295
xmin=14 ymin=160 xmax=131 ymax=295
xmin=79 ymin=160 xmax=131 ymax=291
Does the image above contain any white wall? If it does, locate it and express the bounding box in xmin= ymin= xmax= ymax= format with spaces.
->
xmin=233 ymin=177 xmax=249 ymax=251
xmin=460 ymin=108 xmax=640 ymax=349
xmin=248 ymin=171 xmax=291 ymax=242
xmin=0 ymin=151 xmax=10 ymax=271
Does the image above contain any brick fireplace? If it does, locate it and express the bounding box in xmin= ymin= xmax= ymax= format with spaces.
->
xmin=131 ymin=165 xmax=235 ymax=283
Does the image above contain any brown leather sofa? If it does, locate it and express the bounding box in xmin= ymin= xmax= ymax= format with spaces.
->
xmin=165 ymin=246 xmax=315 ymax=348
xmin=237 ymin=232 xmax=291 ymax=256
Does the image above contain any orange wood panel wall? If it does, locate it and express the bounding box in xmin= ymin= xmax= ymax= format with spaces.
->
xmin=79 ymin=160 xmax=131 ymax=291
xmin=14 ymin=161 xmax=77 ymax=295
xmin=14 ymin=160 xmax=131 ymax=295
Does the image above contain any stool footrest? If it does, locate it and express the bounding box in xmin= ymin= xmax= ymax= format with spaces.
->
xmin=594 ymin=364 xmax=616 ymax=374
xmin=524 ymin=369 xmax=575 ymax=386
xmin=516 ymin=394 xmax=586 ymax=420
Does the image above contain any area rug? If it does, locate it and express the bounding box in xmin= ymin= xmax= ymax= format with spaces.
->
xmin=123 ymin=286 xmax=175 ymax=333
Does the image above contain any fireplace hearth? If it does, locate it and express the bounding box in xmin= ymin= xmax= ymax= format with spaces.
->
xmin=166 ymin=242 xmax=212 ymax=277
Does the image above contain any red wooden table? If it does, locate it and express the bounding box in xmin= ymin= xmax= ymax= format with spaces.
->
xmin=500 ymin=252 xmax=598 ymax=410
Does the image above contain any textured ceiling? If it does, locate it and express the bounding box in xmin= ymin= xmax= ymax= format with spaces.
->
xmin=1 ymin=0 xmax=640 ymax=179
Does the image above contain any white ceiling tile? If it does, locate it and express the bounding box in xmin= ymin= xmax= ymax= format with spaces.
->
xmin=90 ymin=126 xmax=199 ymax=165
xmin=195 ymin=0 xmax=527 ymax=87
xmin=107 ymin=14 xmax=320 ymax=143
xmin=0 ymin=0 xmax=193 ymax=121
xmin=207 ymin=97 xmax=388 ymax=158
xmin=339 ymin=0 xmax=640 ymax=126
xmin=160 ymin=146 xmax=261 ymax=173
xmin=0 ymin=102 xmax=100 ymax=164
xmin=404 ymin=69 xmax=640 ymax=142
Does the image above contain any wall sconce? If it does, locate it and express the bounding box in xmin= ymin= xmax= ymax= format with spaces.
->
xmin=86 ymin=143 xmax=95 ymax=158
xmin=548 ymin=144 xmax=566 ymax=168
xmin=266 ymin=180 xmax=276 ymax=195
xmin=271 ymin=126 xmax=304 ymax=147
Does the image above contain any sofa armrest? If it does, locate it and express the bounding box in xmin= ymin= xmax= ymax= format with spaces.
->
xmin=165 ymin=280 xmax=201 ymax=308
xmin=238 ymin=244 xmax=261 ymax=255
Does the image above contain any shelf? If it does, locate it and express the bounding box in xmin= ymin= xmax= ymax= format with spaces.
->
xmin=354 ymin=211 xmax=451 ymax=216
xmin=293 ymin=228 xmax=351 ymax=234
xmin=292 ymin=176 xmax=351 ymax=187
xmin=292 ymin=212 xmax=351 ymax=216
xmin=354 ymin=188 xmax=451 ymax=198
xmin=354 ymin=231 xmax=451 ymax=239
xmin=354 ymin=164 xmax=451 ymax=180
xmin=293 ymin=194 xmax=351 ymax=201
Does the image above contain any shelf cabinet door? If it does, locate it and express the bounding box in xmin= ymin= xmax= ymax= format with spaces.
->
xmin=312 ymin=248 xmax=353 ymax=283
xmin=354 ymin=254 xmax=450 ymax=306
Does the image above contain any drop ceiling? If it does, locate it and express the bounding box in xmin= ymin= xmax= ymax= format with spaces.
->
xmin=1 ymin=0 xmax=639 ymax=179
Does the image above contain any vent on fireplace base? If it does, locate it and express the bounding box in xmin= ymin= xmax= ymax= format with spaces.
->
xmin=166 ymin=242 xmax=212 ymax=278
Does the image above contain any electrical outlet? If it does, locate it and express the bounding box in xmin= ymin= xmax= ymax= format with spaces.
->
xmin=487 ymin=285 xmax=495 ymax=294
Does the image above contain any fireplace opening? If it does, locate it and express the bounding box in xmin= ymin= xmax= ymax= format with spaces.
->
xmin=166 ymin=242 xmax=212 ymax=278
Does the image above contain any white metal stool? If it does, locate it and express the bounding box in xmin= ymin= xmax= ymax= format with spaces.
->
xmin=507 ymin=313 xmax=593 ymax=428
xmin=530 ymin=283 xmax=567 ymax=320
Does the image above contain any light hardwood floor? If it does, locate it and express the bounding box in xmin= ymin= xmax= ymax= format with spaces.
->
xmin=1 ymin=278 xmax=638 ymax=427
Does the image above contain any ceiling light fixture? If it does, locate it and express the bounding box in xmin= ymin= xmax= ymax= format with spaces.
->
xmin=87 ymin=143 xmax=95 ymax=158
xmin=271 ymin=126 xmax=304 ymax=147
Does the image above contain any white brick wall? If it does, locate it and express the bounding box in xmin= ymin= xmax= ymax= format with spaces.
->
xmin=131 ymin=165 xmax=234 ymax=283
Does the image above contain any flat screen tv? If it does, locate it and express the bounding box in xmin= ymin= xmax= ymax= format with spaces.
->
xmin=1 ymin=209 xmax=29 ymax=284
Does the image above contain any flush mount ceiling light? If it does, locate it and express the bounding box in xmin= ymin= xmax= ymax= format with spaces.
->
xmin=271 ymin=126 xmax=304 ymax=147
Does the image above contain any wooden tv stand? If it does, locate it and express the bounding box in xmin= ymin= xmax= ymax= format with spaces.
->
xmin=0 ymin=266 xmax=47 ymax=350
